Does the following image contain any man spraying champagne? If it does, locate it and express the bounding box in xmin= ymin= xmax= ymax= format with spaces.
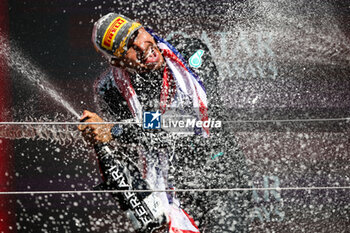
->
xmin=79 ymin=13 xmax=251 ymax=232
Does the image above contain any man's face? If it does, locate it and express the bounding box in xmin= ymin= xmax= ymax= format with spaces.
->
xmin=111 ymin=27 xmax=165 ymax=73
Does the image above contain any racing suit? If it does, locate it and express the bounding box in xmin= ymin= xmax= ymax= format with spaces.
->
xmin=94 ymin=36 xmax=252 ymax=232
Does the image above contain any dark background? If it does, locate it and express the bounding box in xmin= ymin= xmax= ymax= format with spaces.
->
xmin=0 ymin=0 xmax=349 ymax=232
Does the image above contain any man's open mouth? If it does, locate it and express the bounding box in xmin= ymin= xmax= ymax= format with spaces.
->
xmin=143 ymin=46 xmax=159 ymax=64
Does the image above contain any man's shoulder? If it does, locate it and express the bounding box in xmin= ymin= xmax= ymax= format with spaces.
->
xmin=94 ymin=68 xmax=117 ymax=96
xmin=168 ymin=37 xmax=207 ymax=51
xmin=168 ymin=37 xmax=211 ymax=61
xmin=94 ymin=68 xmax=131 ymax=119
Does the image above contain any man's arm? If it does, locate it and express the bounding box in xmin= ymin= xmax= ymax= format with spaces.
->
xmin=94 ymin=68 xmax=133 ymax=121
xmin=78 ymin=67 xmax=136 ymax=145
xmin=78 ymin=101 xmax=170 ymax=233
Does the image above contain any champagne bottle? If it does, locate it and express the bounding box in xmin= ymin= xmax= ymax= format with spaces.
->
xmin=94 ymin=144 xmax=168 ymax=233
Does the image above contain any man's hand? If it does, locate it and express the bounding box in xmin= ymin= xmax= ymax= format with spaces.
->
xmin=78 ymin=110 xmax=113 ymax=146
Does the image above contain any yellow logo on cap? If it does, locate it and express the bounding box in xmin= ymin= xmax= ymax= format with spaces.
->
xmin=102 ymin=16 xmax=128 ymax=51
